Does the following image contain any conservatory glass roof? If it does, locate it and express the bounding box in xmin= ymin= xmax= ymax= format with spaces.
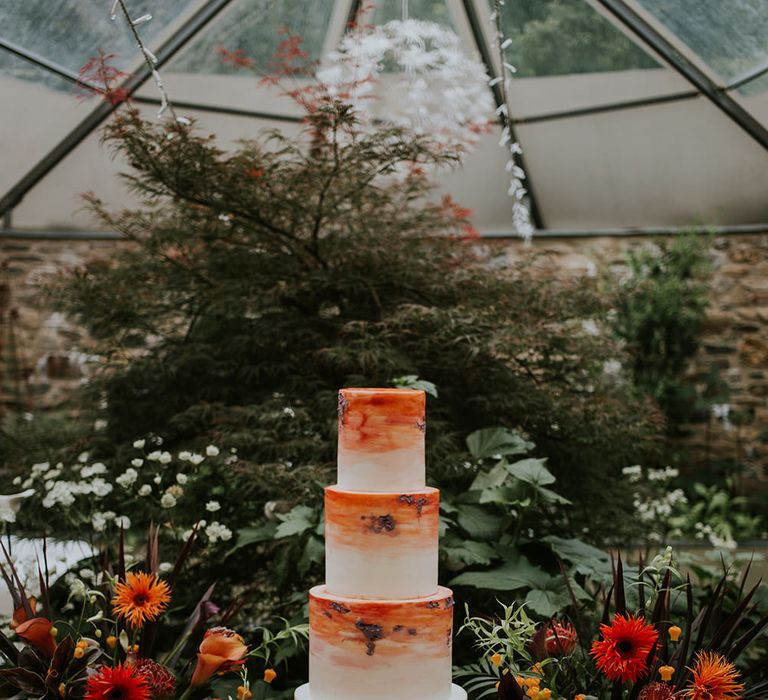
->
xmin=1 ymin=0 xmax=767 ymax=233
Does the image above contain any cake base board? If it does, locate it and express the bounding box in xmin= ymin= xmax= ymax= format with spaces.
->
xmin=294 ymin=683 xmax=467 ymax=700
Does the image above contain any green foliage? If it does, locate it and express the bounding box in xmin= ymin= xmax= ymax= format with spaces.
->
xmin=611 ymin=234 xmax=712 ymax=432
xmin=499 ymin=0 xmax=658 ymax=77
xmin=28 ymin=95 xmax=662 ymax=618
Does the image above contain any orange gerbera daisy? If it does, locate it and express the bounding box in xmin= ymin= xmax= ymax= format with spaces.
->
xmin=680 ymin=651 xmax=744 ymax=700
xmin=85 ymin=663 xmax=150 ymax=700
xmin=591 ymin=613 xmax=659 ymax=683
xmin=112 ymin=572 xmax=171 ymax=628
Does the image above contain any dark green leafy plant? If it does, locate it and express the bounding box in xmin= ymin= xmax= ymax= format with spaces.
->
xmin=611 ymin=235 xmax=712 ymax=433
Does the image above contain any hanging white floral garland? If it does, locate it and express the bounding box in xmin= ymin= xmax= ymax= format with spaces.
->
xmin=319 ymin=19 xmax=495 ymax=152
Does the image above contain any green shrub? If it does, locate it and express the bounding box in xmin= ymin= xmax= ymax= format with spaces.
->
xmin=27 ymin=96 xmax=662 ymax=609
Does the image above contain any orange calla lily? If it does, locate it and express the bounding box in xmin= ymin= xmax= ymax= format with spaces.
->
xmin=10 ymin=597 xmax=37 ymax=630
xmin=15 ymin=616 xmax=57 ymax=657
xmin=190 ymin=627 xmax=248 ymax=686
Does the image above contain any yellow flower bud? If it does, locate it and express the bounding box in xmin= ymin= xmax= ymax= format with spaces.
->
xmin=263 ymin=668 xmax=277 ymax=684
xmin=659 ymin=665 xmax=674 ymax=682
xmin=490 ymin=652 xmax=502 ymax=667
xmin=106 ymin=635 xmax=117 ymax=649
xmin=50 ymin=626 xmax=58 ymax=638
xmin=526 ymin=688 xmax=539 ymax=699
xmin=58 ymin=683 xmax=66 ymax=698
xmin=668 ymin=625 xmax=682 ymax=642
xmin=73 ymin=647 xmax=85 ymax=659
xmin=537 ymin=690 xmax=552 ymax=700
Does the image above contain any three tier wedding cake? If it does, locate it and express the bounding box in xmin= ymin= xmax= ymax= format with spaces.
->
xmin=295 ymin=388 xmax=466 ymax=700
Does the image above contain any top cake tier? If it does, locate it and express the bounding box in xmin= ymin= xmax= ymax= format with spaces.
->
xmin=337 ymin=388 xmax=426 ymax=492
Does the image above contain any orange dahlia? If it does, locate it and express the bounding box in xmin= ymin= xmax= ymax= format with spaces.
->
xmin=680 ymin=651 xmax=744 ymax=700
xmin=591 ymin=613 xmax=658 ymax=683
xmin=85 ymin=663 xmax=150 ymax=700
xmin=113 ymin=572 xmax=171 ymax=628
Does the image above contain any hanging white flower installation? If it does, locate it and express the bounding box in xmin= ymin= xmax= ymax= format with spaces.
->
xmin=319 ymin=19 xmax=495 ymax=152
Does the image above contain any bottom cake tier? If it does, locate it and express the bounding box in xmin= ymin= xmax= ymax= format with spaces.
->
xmin=294 ymin=682 xmax=467 ymax=700
xmin=306 ymin=585 xmax=460 ymax=700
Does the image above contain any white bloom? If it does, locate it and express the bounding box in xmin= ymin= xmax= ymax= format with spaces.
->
xmin=282 ymin=407 xmax=296 ymax=418
xmin=205 ymin=500 xmax=221 ymax=512
xmin=153 ymin=475 xmax=162 ymax=484
xmin=175 ymin=473 xmax=188 ymax=485
xmin=158 ymin=562 xmax=173 ymax=573
xmin=189 ymin=453 xmax=204 ymax=465
xmin=90 ymin=478 xmax=113 ymax=498
xmin=131 ymin=458 xmax=144 ymax=468
xmin=116 ymin=468 xmax=139 ymax=489
xmin=78 ymin=452 xmax=90 ymax=463
xmin=138 ymin=484 xmax=152 ymax=496
xmin=79 ymin=568 xmax=95 ymax=580
xmin=92 ymin=511 xmax=116 ymax=532
xmin=31 ymin=462 xmax=51 ymax=476
xmin=147 ymin=450 xmax=162 ymax=461
xmin=114 ymin=515 xmax=131 ymax=529
xmin=44 ymin=468 xmax=62 ymax=480
xmin=205 ymin=445 xmax=220 ymax=457
xmin=160 ymin=493 xmax=177 ymax=508
xmin=133 ymin=439 xmax=146 ymax=449
xmin=158 ymin=451 xmax=172 ymax=464
xmin=205 ymin=521 xmax=232 ymax=543
xmin=12 ymin=476 xmax=21 ymax=485
xmin=0 ymin=507 xmax=16 ymax=523
xmin=94 ymin=419 xmax=108 ymax=431
xmin=178 ymin=451 xmax=192 ymax=461
xmin=80 ymin=462 xmax=107 ymax=478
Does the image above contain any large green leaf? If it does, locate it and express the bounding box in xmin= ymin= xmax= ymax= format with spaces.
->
xmin=450 ymin=554 xmax=549 ymax=591
xmin=469 ymin=461 xmax=510 ymax=491
xmin=466 ymin=428 xmax=533 ymax=460
xmin=506 ymin=458 xmax=555 ymax=486
xmin=391 ymin=374 xmax=438 ymax=397
xmin=227 ymin=522 xmax=278 ymax=556
xmin=456 ymin=504 xmax=502 ymax=540
xmin=442 ymin=538 xmax=498 ymax=567
xmin=275 ymin=505 xmax=317 ymax=539
xmin=541 ymin=535 xmax=612 ymax=582
xmin=524 ymin=576 xmax=572 ymax=617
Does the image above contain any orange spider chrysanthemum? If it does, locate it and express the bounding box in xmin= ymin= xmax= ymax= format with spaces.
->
xmin=680 ymin=651 xmax=744 ymax=700
xmin=85 ymin=663 xmax=150 ymax=700
xmin=591 ymin=613 xmax=659 ymax=683
xmin=112 ymin=572 xmax=171 ymax=628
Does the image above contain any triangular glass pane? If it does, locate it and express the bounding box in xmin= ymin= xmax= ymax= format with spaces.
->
xmin=169 ymin=0 xmax=336 ymax=75
xmin=497 ymin=0 xmax=659 ymax=76
xmin=636 ymin=0 xmax=768 ymax=82
xmin=371 ymin=0 xmax=457 ymax=27
xmin=0 ymin=51 xmax=95 ymax=195
xmin=0 ymin=0 xmax=196 ymax=76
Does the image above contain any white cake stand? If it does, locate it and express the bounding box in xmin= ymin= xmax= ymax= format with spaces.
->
xmin=294 ymin=684 xmax=467 ymax=699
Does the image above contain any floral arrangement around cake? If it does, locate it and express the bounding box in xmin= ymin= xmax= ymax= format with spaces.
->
xmin=458 ymin=549 xmax=766 ymax=700
xmin=0 ymin=530 xmax=307 ymax=700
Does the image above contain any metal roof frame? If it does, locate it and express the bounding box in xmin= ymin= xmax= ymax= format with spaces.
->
xmin=2 ymin=0 xmax=768 ymax=228
xmin=0 ymin=0 xmax=240 ymax=218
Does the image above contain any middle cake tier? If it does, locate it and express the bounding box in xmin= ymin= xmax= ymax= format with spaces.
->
xmin=325 ymin=485 xmax=439 ymax=599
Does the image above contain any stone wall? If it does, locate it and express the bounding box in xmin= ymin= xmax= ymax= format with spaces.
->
xmin=503 ymin=232 xmax=768 ymax=489
xmin=1 ymin=231 xmax=767 ymax=487
xmin=0 ymin=236 xmax=129 ymax=412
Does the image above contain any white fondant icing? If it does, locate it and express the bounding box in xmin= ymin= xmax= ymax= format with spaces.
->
xmin=325 ymin=543 xmax=438 ymax=599
xmin=337 ymin=448 xmax=425 ymax=492
xmin=294 ymin=683 xmax=467 ymax=700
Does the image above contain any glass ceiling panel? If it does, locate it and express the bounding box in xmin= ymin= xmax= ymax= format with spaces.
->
xmin=0 ymin=0 xmax=195 ymax=85
xmin=371 ymin=0 xmax=456 ymax=26
xmin=169 ymin=0 xmax=335 ymax=75
xmin=635 ymin=0 xmax=768 ymax=81
xmin=0 ymin=52 xmax=93 ymax=195
xmin=497 ymin=0 xmax=658 ymax=77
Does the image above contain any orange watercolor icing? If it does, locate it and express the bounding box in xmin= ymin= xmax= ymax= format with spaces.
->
xmin=325 ymin=487 xmax=439 ymax=551
xmin=338 ymin=389 xmax=425 ymax=455
xmin=309 ymin=587 xmax=453 ymax=665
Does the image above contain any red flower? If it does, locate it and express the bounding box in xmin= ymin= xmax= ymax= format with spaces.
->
xmin=544 ymin=621 xmax=579 ymax=656
xmin=14 ymin=616 xmax=57 ymax=657
xmin=85 ymin=664 xmax=150 ymax=700
xmin=134 ymin=658 xmax=176 ymax=700
xmin=591 ymin=614 xmax=658 ymax=683
xmin=680 ymin=651 xmax=744 ymax=700
xmin=10 ymin=597 xmax=37 ymax=630
xmin=639 ymin=683 xmax=677 ymax=700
